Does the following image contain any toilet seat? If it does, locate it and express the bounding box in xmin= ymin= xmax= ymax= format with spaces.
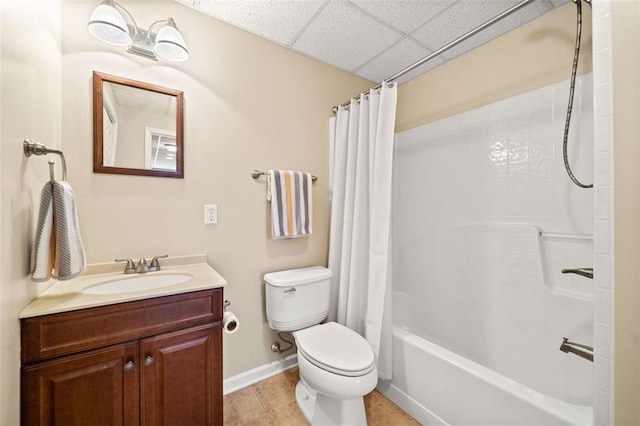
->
xmin=295 ymin=322 xmax=375 ymax=377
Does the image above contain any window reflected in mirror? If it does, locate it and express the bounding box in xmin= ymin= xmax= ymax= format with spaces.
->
xmin=145 ymin=128 xmax=177 ymax=171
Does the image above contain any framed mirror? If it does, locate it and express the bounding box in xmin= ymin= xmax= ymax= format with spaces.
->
xmin=93 ymin=71 xmax=184 ymax=178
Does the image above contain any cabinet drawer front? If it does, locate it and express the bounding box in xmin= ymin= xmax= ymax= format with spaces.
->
xmin=22 ymin=289 xmax=223 ymax=363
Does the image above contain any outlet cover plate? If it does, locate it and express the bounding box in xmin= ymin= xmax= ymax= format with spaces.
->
xmin=204 ymin=204 xmax=218 ymax=224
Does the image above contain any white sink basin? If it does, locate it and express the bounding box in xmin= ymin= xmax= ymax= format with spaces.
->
xmin=82 ymin=273 xmax=193 ymax=295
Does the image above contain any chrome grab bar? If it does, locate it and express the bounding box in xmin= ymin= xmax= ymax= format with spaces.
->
xmin=560 ymin=337 xmax=593 ymax=362
xmin=561 ymin=267 xmax=593 ymax=279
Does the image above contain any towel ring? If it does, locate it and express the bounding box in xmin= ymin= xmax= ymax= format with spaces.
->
xmin=24 ymin=139 xmax=67 ymax=181
xmin=251 ymin=169 xmax=318 ymax=184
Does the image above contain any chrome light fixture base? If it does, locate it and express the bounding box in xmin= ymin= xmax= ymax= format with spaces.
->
xmin=88 ymin=0 xmax=188 ymax=62
xmin=126 ymin=27 xmax=158 ymax=61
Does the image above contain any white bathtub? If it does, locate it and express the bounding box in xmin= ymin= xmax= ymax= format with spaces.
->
xmin=389 ymin=76 xmax=596 ymax=425
xmin=378 ymin=327 xmax=593 ymax=425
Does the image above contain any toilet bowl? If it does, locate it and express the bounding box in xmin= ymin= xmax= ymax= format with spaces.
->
xmin=264 ymin=267 xmax=378 ymax=425
xmin=294 ymin=322 xmax=378 ymax=424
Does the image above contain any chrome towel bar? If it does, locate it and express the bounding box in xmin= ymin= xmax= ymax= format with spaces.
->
xmin=251 ymin=169 xmax=318 ymax=184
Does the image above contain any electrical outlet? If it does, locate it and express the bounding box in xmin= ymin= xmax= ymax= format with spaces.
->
xmin=204 ymin=204 xmax=218 ymax=224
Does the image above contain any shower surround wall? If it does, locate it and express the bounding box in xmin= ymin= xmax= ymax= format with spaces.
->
xmin=391 ymin=74 xmax=594 ymax=422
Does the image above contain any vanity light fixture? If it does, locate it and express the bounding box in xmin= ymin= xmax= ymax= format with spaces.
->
xmin=88 ymin=0 xmax=188 ymax=62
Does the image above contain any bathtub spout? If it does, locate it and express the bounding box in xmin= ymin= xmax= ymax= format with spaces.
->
xmin=560 ymin=337 xmax=593 ymax=362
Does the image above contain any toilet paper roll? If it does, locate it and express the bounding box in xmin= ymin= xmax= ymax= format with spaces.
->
xmin=223 ymin=311 xmax=239 ymax=335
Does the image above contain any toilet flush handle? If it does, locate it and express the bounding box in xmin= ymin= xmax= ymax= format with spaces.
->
xmin=284 ymin=287 xmax=296 ymax=294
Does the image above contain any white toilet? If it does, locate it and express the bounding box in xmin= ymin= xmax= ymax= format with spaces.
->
xmin=264 ymin=266 xmax=378 ymax=425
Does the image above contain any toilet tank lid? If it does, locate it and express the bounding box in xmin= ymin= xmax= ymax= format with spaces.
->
xmin=264 ymin=266 xmax=332 ymax=287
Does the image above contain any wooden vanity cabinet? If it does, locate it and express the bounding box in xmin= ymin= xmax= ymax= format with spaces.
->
xmin=20 ymin=289 xmax=223 ymax=426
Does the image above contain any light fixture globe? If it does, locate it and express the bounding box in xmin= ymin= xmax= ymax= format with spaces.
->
xmin=88 ymin=1 xmax=131 ymax=46
xmin=153 ymin=18 xmax=188 ymax=62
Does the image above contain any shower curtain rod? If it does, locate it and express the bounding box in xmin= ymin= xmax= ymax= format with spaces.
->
xmin=332 ymin=0 xmax=537 ymax=113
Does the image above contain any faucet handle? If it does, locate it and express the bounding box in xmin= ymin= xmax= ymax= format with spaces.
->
xmin=149 ymin=255 xmax=168 ymax=272
xmin=115 ymin=258 xmax=136 ymax=274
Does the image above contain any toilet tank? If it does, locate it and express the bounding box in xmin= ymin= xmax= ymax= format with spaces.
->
xmin=264 ymin=266 xmax=333 ymax=332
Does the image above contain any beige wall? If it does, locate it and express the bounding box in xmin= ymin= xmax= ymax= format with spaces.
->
xmin=60 ymin=0 xmax=371 ymax=381
xmin=397 ymin=3 xmax=592 ymax=132
xmin=0 ymin=0 xmax=61 ymax=424
xmin=612 ymin=1 xmax=640 ymax=423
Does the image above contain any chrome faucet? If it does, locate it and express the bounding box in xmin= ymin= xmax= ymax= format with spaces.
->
xmin=559 ymin=337 xmax=593 ymax=362
xmin=115 ymin=255 xmax=167 ymax=274
xmin=136 ymin=258 xmax=149 ymax=273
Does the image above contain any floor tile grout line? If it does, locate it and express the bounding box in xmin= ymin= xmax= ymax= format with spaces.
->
xmin=224 ymin=385 xmax=270 ymax=426
xmin=250 ymin=383 xmax=271 ymax=417
xmin=225 ymin=370 xmax=419 ymax=425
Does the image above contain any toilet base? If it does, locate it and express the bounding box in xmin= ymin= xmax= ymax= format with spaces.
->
xmin=295 ymin=379 xmax=317 ymax=422
xmin=295 ymin=379 xmax=368 ymax=425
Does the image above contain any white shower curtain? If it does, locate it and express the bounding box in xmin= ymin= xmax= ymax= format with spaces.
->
xmin=327 ymin=82 xmax=397 ymax=380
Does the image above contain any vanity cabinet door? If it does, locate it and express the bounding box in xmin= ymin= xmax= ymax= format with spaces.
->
xmin=140 ymin=323 xmax=222 ymax=426
xmin=22 ymin=342 xmax=139 ymax=426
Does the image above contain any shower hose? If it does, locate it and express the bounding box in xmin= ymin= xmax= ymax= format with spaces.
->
xmin=563 ymin=0 xmax=593 ymax=189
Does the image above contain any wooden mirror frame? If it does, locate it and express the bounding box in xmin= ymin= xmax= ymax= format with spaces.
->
xmin=93 ymin=71 xmax=184 ymax=178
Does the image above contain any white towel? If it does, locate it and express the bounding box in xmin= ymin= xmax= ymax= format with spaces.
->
xmin=31 ymin=181 xmax=87 ymax=281
xmin=267 ymin=170 xmax=312 ymax=239
xmin=31 ymin=183 xmax=55 ymax=281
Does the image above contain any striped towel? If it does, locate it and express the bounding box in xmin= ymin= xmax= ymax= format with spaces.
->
xmin=267 ymin=170 xmax=313 ymax=239
xmin=31 ymin=181 xmax=87 ymax=281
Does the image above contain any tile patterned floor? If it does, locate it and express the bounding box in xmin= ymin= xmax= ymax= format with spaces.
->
xmin=223 ymin=368 xmax=420 ymax=425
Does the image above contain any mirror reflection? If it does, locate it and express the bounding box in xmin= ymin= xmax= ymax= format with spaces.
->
xmin=93 ymin=71 xmax=184 ymax=178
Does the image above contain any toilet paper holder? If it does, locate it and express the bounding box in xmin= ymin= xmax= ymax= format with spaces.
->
xmin=222 ymin=300 xmax=239 ymax=334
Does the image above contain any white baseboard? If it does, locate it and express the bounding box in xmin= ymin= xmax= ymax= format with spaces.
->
xmin=223 ymin=354 xmax=298 ymax=395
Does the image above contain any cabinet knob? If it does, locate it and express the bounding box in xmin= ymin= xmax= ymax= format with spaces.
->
xmin=123 ymin=361 xmax=135 ymax=372
xmin=144 ymin=356 xmax=154 ymax=367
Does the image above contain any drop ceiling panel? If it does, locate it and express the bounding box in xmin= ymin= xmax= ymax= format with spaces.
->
xmin=292 ymin=1 xmax=403 ymax=72
xmin=182 ymin=0 xmax=571 ymax=85
xmin=350 ymin=0 xmax=452 ymax=33
xmin=194 ymin=0 xmax=325 ymax=46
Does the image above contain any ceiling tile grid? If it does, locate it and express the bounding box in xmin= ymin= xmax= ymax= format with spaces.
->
xmin=354 ymin=37 xmax=444 ymax=84
xmin=292 ymin=1 xmax=403 ymax=72
xmin=193 ymin=0 xmax=327 ymax=45
xmin=179 ymin=0 xmax=570 ymax=84
xmin=350 ymin=0 xmax=452 ymax=34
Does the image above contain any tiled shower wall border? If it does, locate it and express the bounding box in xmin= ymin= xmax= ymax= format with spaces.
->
xmin=591 ymin=1 xmax=614 ymax=425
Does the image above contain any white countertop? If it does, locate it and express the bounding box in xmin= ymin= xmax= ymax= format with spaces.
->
xmin=19 ymin=255 xmax=227 ymax=319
